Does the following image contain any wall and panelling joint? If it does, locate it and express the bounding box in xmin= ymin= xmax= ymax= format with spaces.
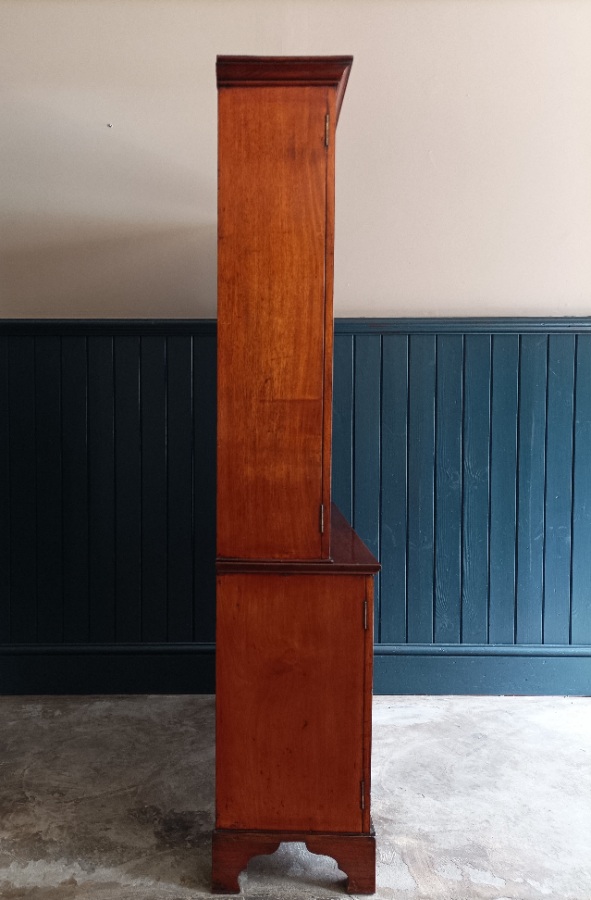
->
xmin=1 ymin=319 xmax=590 ymax=694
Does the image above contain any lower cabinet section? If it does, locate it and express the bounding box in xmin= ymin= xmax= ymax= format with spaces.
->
xmin=214 ymin=570 xmax=375 ymax=893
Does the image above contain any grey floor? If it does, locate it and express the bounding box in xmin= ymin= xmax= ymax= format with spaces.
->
xmin=0 ymin=695 xmax=590 ymax=900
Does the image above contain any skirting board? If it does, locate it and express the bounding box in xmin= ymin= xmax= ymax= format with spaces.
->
xmin=1 ymin=643 xmax=589 ymax=696
xmin=374 ymin=644 xmax=591 ymax=696
xmin=0 ymin=643 xmax=216 ymax=695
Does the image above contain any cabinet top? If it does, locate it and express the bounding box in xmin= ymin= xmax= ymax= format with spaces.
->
xmin=216 ymin=505 xmax=380 ymax=575
xmin=216 ymin=55 xmax=353 ymax=120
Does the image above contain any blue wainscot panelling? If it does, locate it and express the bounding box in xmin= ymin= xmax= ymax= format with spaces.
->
xmin=0 ymin=321 xmax=217 ymax=694
xmin=334 ymin=319 xmax=591 ymax=695
xmin=1 ymin=318 xmax=591 ymax=695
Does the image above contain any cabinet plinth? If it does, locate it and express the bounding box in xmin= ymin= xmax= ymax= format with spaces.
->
xmin=212 ymin=828 xmax=376 ymax=895
xmin=214 ymin=55 xmax=379 ymax=895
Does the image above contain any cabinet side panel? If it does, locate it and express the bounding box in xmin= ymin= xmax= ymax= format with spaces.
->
xmin=216 ymin=573 xmax=366 ymax=833
xmin=362 ymin=577 xmax=374 ymax=832
xmin=217 ymin=87 xmax=328 ymax=560
xmin=321 ymin=88 xmax=337 ymax=555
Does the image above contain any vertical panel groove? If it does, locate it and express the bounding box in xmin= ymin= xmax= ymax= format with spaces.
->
xmin=569 ymin=335 xmax=578 ymax=645
xmin=516 ymin=335 xmax=547 ymax=644
xmin=405 ymin=337 xmax=410 ymax=644
xmin=377 ymin=335 xmax=383 ymax=644
xmin=0 ymin=337 xmax=11 ymax=641
xmin=191 ymin=336 xmax=196 ymax=642
xmin=7 ymin=341 xmax=10 ymax=640
xmin=486 ymin=336 xmax=493 ymax=645
xmin=88 ymin=336 xmax=116 ymax=642
xmin=544 ymin=336 xmax=575 ymax=644
xmin=113 ymin=338 xmax=118 ymax=642
xmin=542 ymin=337 xmax=550 ymax=643
xmin=459 ymin=335 xmax=465 ymax=644
xmin=9 ymin=338 xmax=38 ymax=642
xmin=432 ymin=338 xmax=438 ymax=645
xmin=378 ymin=334 xmax=408 ymax=644
xmin=374 ymin=335 xmax=385 ymax=643
xmin=435 ymin=335 xmax=463 ymax=644
xmin=139 ymin=340 xmax=143 ymax=642
xmin=60 ymin=338 xmax=65 ymax=643
xmin=459 ymin=335 xmax=466 ymax=644
xmin=407 ymin=335 xmax=436 ymax=644
xmin=165 ymin=336 xmax=169 ymax=642
xmin=85 ymin=337 xmax=90 ymax=641
xmin=514 ymin=336 xmax=521 ymax=644
xmin=166 ymin=336 xmax=193 ymax=641
xmin=85 ymin=336 xmax=90 ymax=642
xmin=571 ymin=335 xmax=591 ymax=644
xmin=379 ymin=335 xmax=383 ymax=639
xmin=33 ymin=338 xmax=38 ymax=642
xmin=461 ymin=335 xmax=491 ymax=644
xmin=489 ymin=335 xmax=519 ymax=644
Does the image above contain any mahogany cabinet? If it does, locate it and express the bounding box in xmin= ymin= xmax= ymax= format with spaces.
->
xmin=214 ymin=56 xmax=379 ymax=895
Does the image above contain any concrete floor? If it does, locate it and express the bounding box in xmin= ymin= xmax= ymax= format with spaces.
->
xmin=0 ymin=696 xmax=590 ymax=900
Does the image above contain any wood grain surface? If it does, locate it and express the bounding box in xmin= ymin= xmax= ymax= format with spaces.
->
xmin=215 ymin=572 xmax=372 ymax=834
xmin=217 ymin=85 xmax=329 ymax=559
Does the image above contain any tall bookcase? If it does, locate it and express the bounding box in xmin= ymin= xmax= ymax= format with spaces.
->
xmin=213 ymin=56 xmax=379 ymax=895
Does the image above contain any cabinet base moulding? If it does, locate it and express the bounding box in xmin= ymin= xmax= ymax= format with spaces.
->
xmin=211 ymin=827 xmax=376 ymax=895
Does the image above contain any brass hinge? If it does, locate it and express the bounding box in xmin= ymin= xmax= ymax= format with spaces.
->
xmin=325 ymin=113 xmax=330 ymax=148
xmin=363 ymin=599 xmax=368 ymax=630
xmin=319 ymin=504 xmax=325 ymax=534
xmin=360 ymin=780 xmax=366 ymax=811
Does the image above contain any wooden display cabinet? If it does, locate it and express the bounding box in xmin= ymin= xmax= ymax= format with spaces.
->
xmin=213 ymin=56 xmax=379 ymax=895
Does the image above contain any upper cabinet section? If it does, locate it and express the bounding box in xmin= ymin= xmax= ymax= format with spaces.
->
xmin=216 ymin=56 xmax=352 ymax=561
xmin=216 ymin=56 xmax=353 ymax=120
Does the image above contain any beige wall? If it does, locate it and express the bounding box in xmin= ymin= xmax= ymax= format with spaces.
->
xmin=1 ymin=0 xmax=590 ymax=318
